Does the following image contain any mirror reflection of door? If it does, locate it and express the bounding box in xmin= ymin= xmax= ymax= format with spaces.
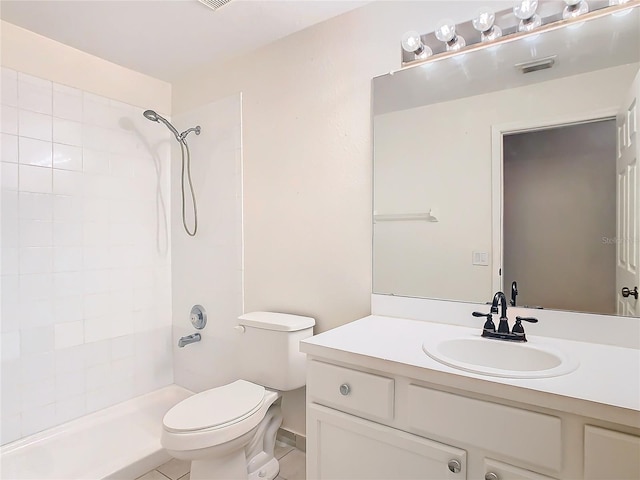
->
xmin=503 ymin=120 xmax=617 ymax=314
xmin=615 ymin=71 xmax=640 ymax=316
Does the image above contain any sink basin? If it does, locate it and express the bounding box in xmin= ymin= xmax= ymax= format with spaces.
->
xmin=422 ymin=336 xmax=579 ymax=379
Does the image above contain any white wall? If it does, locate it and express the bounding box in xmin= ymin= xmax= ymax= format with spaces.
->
xmin=170 ymin=95 xmax=243 ymax=393
xmin=170 ymin=0 xmax=513 ymax=436
xmin=373 ymin=64 xmax=637 ymax=304
xmin=0 ymin=26 xmax=173 ymax=444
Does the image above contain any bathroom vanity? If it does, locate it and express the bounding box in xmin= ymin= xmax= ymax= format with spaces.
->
xmin=301 ymin=315 xmax=640 ymax=480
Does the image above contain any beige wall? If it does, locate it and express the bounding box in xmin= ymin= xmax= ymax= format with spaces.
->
xmin=171 ymin=2 xmax=516 ymax=339
xmin=1 ymin=21 xmax=171 ymax=113
xmin=172 ymin=1 xmax=518 ymax=435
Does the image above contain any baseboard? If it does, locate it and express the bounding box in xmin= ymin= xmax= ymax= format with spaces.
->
xmin=276 ymin=428 xmax=306 ymax=452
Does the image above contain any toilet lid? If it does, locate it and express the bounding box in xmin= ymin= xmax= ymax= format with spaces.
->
xmin=163 ymin=380 xmax=266 ymax=432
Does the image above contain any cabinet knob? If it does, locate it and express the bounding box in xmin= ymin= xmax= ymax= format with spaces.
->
xmin=339 ymin=383 xmax=351 ymax=395
xmin=447 ymin=459 xmax=461 ymax=473
xmin=485 ymin=473 xmax=499 ymax=480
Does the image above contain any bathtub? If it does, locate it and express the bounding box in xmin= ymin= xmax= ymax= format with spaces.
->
xmin=0 ymin=385 xmax=192 ymax=480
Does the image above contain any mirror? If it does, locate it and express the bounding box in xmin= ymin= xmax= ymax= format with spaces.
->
xmin=372 ymin=7 xmax=640 ymax=316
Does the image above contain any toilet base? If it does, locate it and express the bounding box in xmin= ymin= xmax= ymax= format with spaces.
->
xmin=248 ymin=455 xmax=279 ymax=480
xmin=189 ymin=448 xmax=247 ymax=480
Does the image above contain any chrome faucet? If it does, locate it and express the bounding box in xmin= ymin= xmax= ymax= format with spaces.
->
xmin=178 ymin=333 xmax=201 ymax=348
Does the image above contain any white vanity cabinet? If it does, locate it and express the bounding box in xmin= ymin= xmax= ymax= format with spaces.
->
xmin=305 ymin=358 xmax=640 ymax=480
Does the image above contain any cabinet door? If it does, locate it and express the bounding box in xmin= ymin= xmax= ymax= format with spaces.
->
xmin=484 ymin=459 xmax=558 ymax=480
xmin=584 ymin=426 xmax=640 ymax=480
xmin=307 ymin=403 xmax=467 ymax=480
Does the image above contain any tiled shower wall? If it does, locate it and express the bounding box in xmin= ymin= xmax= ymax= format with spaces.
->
xmin=0 ymin=68 xmax=173 ymax=444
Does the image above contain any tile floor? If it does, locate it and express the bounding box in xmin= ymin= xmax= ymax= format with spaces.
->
xmin=136 ymin=442 xmax=305 ymax=480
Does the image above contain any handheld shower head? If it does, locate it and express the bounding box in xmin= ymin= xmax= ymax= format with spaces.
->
xmin=142 ymin=109 xmax=181 ymax=142
xmin=143 ymin=110 xmax=159 ymax=122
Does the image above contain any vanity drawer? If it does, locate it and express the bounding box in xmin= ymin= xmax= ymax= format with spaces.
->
xmin=307 ymin=360 xmax=394 ymax=422
xmin=407 ymin=385 xmax=562 ymax=472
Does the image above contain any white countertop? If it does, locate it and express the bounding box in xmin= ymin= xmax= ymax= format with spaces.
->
xmin=301 ymin=315 xmax=640 ymax=427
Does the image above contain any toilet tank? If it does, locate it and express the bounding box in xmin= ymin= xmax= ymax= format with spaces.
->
xmin=237 ymin=312 xmax=315 ymax=391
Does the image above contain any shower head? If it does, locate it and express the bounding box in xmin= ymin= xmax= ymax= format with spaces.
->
xmin=143 ymin=109 xmax=159 ymax=122
xmin=142 ymin=109 xmax=181 ymax=142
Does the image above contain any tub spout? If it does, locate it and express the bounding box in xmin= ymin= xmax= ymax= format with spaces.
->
xmin=178 ymin=333 xmax=201 ymax=348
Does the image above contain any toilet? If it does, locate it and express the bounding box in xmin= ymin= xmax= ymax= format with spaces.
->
xmin=161 ymin=312 xmax=315 ymax=480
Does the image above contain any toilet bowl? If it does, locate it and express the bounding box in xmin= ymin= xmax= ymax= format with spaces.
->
xmin=162 ymin=380 xmax=282 ymax=480
xmin=162 ymin=312 xmax=315 ymax=480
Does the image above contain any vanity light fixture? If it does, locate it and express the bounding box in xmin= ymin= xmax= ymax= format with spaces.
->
xmin=401 ymin=31 xmax=433 ymax=60
xmin=514 ymin=0 xmax=542 ymax=32
xmin=435 ymin=19 xmax=466 ymax=52
xmin=472 ymin=8 xmax=503 ymax=42
xmin=563 ymin=0 xmax=589 ymax=19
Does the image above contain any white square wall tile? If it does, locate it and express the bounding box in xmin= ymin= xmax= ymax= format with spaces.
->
xmin=2 ymin=247 xmax=20 ymax=275
xmin=19 ymin=192 xmax=53 ymax=220
xmin=20 ymin=325 xmax=55 ymax=356
xmin=53 ymin=85 xmax=82 ymax=122
xmin=54 ymin=320 xmax=84 ymax=349
xmin=20 ymin=246 xmax=53 ymax=274
xmin=19 ymin=110 xmax=52 ymax=141
xmin=82 ymin=148 xmax=111 ymax=174
xmin=1 ymin=133 xmax=19 ymax=162
xmin=20 ymin=298 xmax=55 ymax=329
xmin=18 ymin=73 xmax=52 ymax=115
xmin=21 ymin=404 xmax=57 ymax=437
xmin=1 ymin=105 xmax=18 ymax=135
xmin=20 ymin=351 xmax=55 ymax=381
xmin=53 ymin=294 xmax=83 ymax=322
xmin=53 ymin=246 xmax=83 ymax=272
xmin=84 ymin=317 xmax=111 ymax=343
xmin=0 ymin=414 xmax=21 ymax=445
xmin=19 ymin=164 xmax=52 ymax=194
xmin=53 ymin=222 xmax=83 ymax=246
xmin=53 ymin=144 xmax=82 ymax=171
xmin=54 ymin=273 xmax=83 ymax=297
xmin=53 ymin=118 xmax=82 ymax=146
xmin=19 ymin=220 xmax=53 ymax=247
xmin=55 ymin=394 xmax=86 ymax=424
xmin=53 ymin=169 xmax=83 ymax=196
xmin=1 ymin=331 xmax=20 ymax=361
xmin=1 ymin=161 xmax=18 ymax=190
xmin=55 ymin=370 xmax=85 ymax=401
xmin=18 ymin=192 xmax=53 ymax=222
xmin=1 ymin=68 xmax=18 ymax=107
xmin=19 ymin=273 xmax=53 ymax=301
xmin=53 ymin=195 xmax=83 ymax=221
xmin=19 ymin=137 xmax=52 ymax=167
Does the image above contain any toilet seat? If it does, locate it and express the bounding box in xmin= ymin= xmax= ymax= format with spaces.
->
xmin=164 ymin=380 xmax=266 ymax=433
xmin=161 ymin=381 xmax=280 ymax=453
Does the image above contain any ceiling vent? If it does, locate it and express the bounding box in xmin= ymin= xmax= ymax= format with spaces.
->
xmin=515 ymin=55 xmax=557 ymax=74
xmin=198 ymin=0 xmax=233 ymax=11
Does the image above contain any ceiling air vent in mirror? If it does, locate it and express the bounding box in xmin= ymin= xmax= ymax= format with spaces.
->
xmin=515 ymin=55 xmax=557 ymax=74
xmin=198 ymin=0 xmax=233 ymax=11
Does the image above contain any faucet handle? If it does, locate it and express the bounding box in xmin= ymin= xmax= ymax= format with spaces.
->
xmin=512 ymin=316 xmax=538 ymax=337
xmin=473 ymin=311 xmax=496 ymax=332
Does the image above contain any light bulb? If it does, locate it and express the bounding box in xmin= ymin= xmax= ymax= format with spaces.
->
xmin=513 ymin=0 xmax=539 ymax=20
xmin=472 ymin=8 xmax=503 ymax=42
xmin=435 ymin=19 xmax=466 ymax=52
xmin=401 ymin=31 xmax=432 ymax=60
xmin=563 ymin=0 xmax=589 ymax=19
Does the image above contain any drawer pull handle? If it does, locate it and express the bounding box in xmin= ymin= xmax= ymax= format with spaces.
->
xmin=339 ymin=383 xmax=351 ymax=395
xmin=485 ymin=473 xmax=499 ymax=480
xmin=447 ymin=459 xmax=461 ymax=473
